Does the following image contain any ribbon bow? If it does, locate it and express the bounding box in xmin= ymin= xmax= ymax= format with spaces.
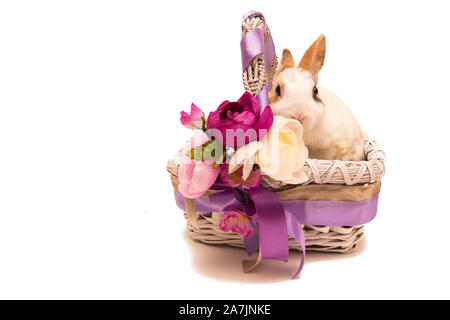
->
xmin=209 ymin=186 xmax=306 ymax=279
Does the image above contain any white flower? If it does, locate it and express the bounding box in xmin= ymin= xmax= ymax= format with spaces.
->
xmin=229 ymin=116 xmax=308 ymax=184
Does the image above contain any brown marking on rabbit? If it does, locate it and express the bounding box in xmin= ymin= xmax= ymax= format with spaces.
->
xmin=268 ymin=34 xmax=365 ymax=161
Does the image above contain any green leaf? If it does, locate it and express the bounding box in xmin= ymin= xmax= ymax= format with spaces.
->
xmin=188 ymin=145 xmax=204 ymax=160
xmin=186 ymin=140 xmax=226 ymax=162
xmin=202 ymin=140 xmax=218 ymax=160
xmin=213 ymin=151 xmax=226 ymax=168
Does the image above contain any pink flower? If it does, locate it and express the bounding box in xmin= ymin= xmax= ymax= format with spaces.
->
xmin=180 ymin=103 xmax=205 ymax=129
xmin=178 ymin=158 xmax=219 ymax=199
xmin=220 ymin=164 xmax=261 ymax=189
xmin=206 ymin=92 xmax=273 ymax=148
xmin=178 ymin=131 xmax=220 ymax=199
xmin=219 ymin=210 xmax=253 ymax=238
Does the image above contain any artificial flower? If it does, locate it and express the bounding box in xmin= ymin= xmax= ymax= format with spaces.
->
xmin=219 ymin=210 xmax=253 ymax=238
xmin=180 ymin=103 xmax=205 ymax=129
xmin=206 ymin=92 xmax=273 ymax=148
xmin=219 ymin=164 xmax=261 ymax=189
xmin=178 ymin=131 xmax=220 ymax=199
xmin=229 ymin=116 xmax=309 ymax=184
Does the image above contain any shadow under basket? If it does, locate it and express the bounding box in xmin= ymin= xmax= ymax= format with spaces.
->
xmin=167 ymin=137 xmax=385 ymax=254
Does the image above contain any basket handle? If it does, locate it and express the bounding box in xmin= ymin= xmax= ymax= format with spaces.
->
xmin=241 ymin=11 xmax=278 ymax=113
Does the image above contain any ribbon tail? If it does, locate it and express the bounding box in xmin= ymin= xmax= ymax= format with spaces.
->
xmin=248 ymin=188 xmax=289 ymax=261
xmin=286 ymin=211 xmax=306 ymax=279
xmin=242 ymin=241 xmax=262 ymax=273
xmin=242 ymin=219 xmax=261 ymax=272
xmin=243 ymin=219 xmax=259 ymax=256
xmin=184 ymin=198 xmax=199 ymax=232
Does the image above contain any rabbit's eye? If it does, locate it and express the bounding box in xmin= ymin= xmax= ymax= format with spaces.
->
xmin=313 ymin=86 xmax=318 ymax=98
xmin=275 ymin=85 xmax=281 ymax=96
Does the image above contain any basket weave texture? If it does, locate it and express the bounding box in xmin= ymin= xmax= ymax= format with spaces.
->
xmin=186 ymin=213 xmax=365 ymax=253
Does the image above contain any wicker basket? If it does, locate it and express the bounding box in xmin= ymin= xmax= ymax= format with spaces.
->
xmin=168 ymin=135 xmax=384 ymax=253
xmin=168 ymin=11 xmax=385 ymax=262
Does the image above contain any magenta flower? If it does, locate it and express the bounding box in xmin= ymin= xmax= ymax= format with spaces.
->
xmin=220 ymin=164 xmax=261 ymax=189
xmin=219 ymin=210 xmax=253 ymax=238
xmin=180 ymin=103 xmax=205 ymax=129
xmin=206 ymin=92 xmax=273 ymax=148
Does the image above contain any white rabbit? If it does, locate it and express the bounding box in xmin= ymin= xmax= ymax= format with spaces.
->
xmin=268 ymin=35 xmax=365 ymax=161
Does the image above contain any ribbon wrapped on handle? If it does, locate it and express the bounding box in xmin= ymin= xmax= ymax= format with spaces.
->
xmin=241 ymin=10 xmax=277 ymax=113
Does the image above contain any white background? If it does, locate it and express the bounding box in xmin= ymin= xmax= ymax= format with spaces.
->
xmin=1 ymin=0 xmax=449 ymax=299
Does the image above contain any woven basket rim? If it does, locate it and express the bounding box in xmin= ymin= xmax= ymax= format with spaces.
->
xmin=166 ymin=136 xmax=385 ymax=188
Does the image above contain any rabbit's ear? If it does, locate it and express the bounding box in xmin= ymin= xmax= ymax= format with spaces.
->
xmin=277 ymin=49 xmax=295 ymax=74
xmin=298 ymin=34 xmax=326 ymax=83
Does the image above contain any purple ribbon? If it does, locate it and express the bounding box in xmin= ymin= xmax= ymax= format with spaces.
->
xmin=245 ymin=188 xmax=289 ymax=261
xmin=240 ymin=10 xmax=276 ymax=112
xmin=174 ymin=188 xmax=379 ymax=278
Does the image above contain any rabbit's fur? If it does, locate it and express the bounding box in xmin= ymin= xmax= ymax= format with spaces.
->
xmin=268 ymin=35 xmax=364 ymax=161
